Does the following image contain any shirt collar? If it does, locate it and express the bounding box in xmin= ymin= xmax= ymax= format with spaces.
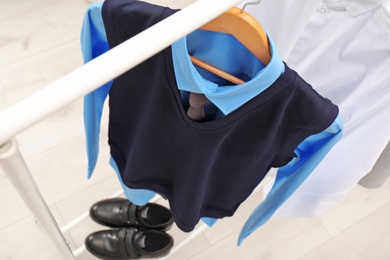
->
xmin=171 ymin=31 xmax=284 ymax=115
xmin=341 ymin=0 xmax=387 ymax=17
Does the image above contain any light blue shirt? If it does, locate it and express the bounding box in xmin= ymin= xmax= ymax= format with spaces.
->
xmin=81 ymin=2 xmax=342 ymax=245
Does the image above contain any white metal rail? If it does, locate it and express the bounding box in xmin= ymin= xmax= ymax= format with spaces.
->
xmin=0 ymin=0 xmax=243 ymax=258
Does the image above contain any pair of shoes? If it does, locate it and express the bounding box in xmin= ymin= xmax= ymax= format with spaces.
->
xmin=89 ymin=198 xmax=174 ymax=231
xmin=85 ymin=227 xmax=173 ymax=259
xmin=85 ymin=198 xmax=174 ymax=259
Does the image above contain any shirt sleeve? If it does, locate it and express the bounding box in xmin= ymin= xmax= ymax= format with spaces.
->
xmin=238 ymin=115 xmax=343 ymax=245
xmin=80 ymin=3 xmax=158 ymax=205
xmin=80 ymin=2 xmax=112 ymax=178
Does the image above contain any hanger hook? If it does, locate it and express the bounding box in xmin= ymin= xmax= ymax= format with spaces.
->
xmin=241 ymin=0 xmax=262 ymax=13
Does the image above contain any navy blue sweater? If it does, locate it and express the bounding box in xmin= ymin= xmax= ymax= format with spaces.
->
xmin=102 ymin=0 xmax=339 ymax=232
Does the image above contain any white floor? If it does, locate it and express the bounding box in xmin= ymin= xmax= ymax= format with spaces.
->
xmin=1 ymin=0 xmax=390 ymax=259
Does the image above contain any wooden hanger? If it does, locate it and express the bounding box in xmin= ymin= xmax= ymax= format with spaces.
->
xmin=200 ymin=7 xmax=270 ymax=65
xmin=190 ymin=56 xmax=245 ymax=85
xmin=189 ymin=6 xmax=271 ymax=85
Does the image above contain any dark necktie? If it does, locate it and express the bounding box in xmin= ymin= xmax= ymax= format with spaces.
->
xmin=186 ymin=92 xmax=209 ymax=121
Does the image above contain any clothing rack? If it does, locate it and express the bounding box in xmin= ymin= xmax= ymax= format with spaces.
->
xmin=0 ymin=0 xmax=244 ymax=258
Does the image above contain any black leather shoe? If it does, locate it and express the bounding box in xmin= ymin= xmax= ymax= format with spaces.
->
xmin=85 ymin=228 xmax=174 ymax=259
xmin=90 ymin=198 xmax=174 ymax=231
